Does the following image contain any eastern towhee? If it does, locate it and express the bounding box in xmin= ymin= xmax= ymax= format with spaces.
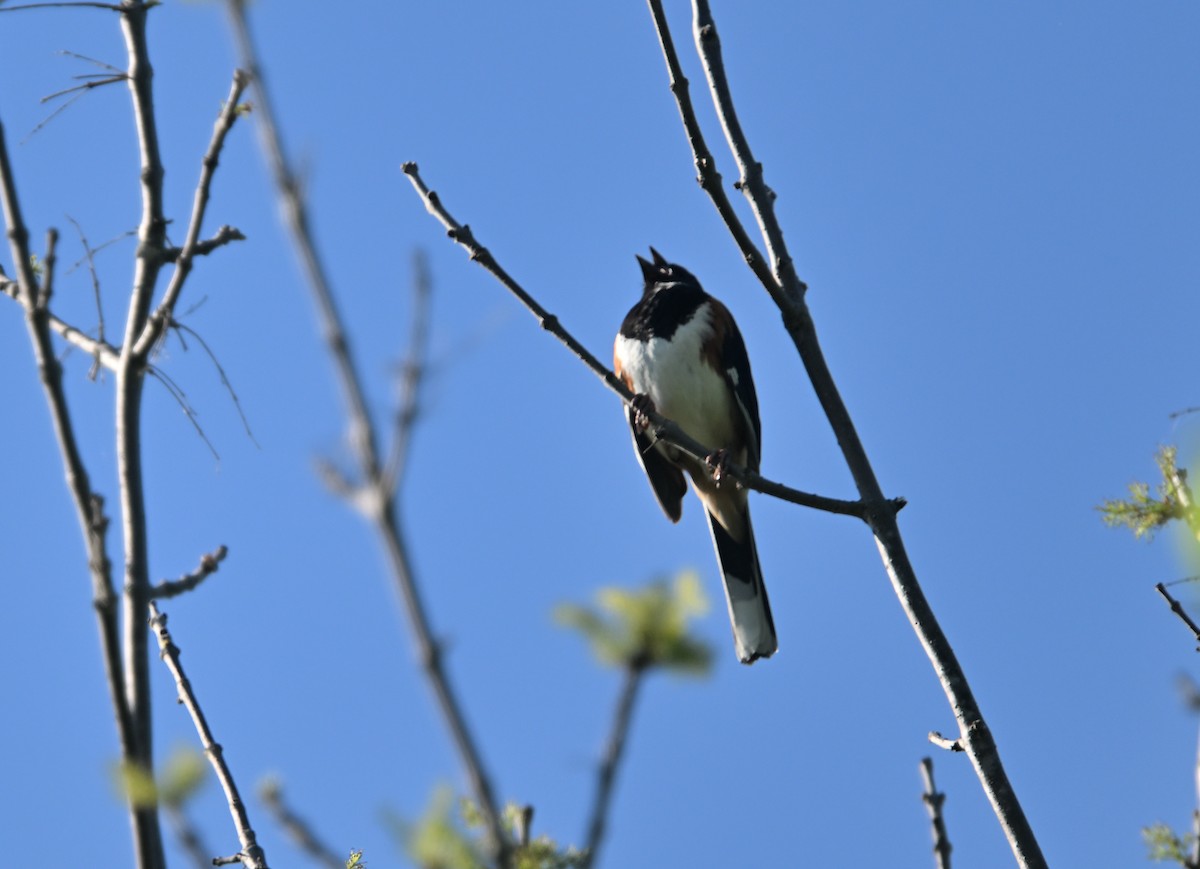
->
xmin=614 ymin=248 xmax=777 ymax=664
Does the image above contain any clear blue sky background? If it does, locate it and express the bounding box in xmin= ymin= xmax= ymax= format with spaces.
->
xmin=2 ymin=2 xmax=1199 ymax=867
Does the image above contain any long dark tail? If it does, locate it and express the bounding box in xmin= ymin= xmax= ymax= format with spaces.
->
xmin=705 ymin=508 xmax=777 ymax=664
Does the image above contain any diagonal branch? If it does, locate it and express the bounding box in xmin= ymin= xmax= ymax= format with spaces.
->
xmin=401 ymin=162 xmax=890 ymax=522
xmin=222 ymin=0 xmax=381 ymax=481
xmin=222 ymin=3 xmax=511 ymax=865
xmin=258 ymin=779 xmax=345 ymax=869
xmin=580 ymin=663 xmax=645 ymax=869
xmin=149 ymin=603 xmax=270 ymax=869
xmin=647 ymin=3 xmax=1046 ymax=865
xmin=644 ymin=0 xmax=775 ymax=293
xmin=688 ymin=0 xmax=805 ymax=307
xmin=381 ymin=249 xmax=432 ymax=499
xmin=1155 ymin=583 xmax=1200 ymax=647
xmin=134 ymin=71 xmax=249 ymax=359
xmin=0 ymin=117 xmax=139 ymax=853
xmin=151 ymin=545 xmax=229 ymax=599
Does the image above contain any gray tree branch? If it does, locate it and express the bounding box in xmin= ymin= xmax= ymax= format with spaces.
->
xmin=648 ymin=4 xmax=1046 ymax=864
xmin=149 ymin=603 xmax=270 ymax=869
xmin=920 ymin=757 xmax=952 ymax=869
xmin=221 ymin=3 xmax=512 ymax=865
xmin=580 ymin=663 xmax=645 ymax=869
xmin=0 ymin=118 xmax=145 ymax=860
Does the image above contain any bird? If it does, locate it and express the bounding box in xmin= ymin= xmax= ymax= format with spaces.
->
xmin=613 ymin=248 xmax=777 ymax=664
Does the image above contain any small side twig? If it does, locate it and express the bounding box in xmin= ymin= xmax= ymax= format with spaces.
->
xmin=1155 ymin=583 xmax=1200 ymax=647
xmin=133 ymin=70 xmax=249 ymax=359
xmin=920 ymin=757 xmax=953 ymax=869
xmin=381 ymin=249 xmax=433 ymax=499
xmin=928 ymin=731 xmax=964 ymax=752
xmin=150 ymin=545 xmax=228 ymax=599
xmin=164 ymin=804 xmax=216 ymax=869
xmin=580 ymin=662 xmax=646 ymax=869
xmin=259 ymin=778 xmax=344 ymax=869
xmin=148 ymin=603 xmax=269 ymax=869
xmin=66 ymin=215 xmax=109 ymax=378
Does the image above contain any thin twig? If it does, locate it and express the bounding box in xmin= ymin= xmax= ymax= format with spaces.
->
xmin=146 ymin=366 xmax=221 ymax=462
xmin=164 ymin=224 xmax=246 ymax=263
xmin=172 ymin=321 xmax=258 ymax=446
xmin=920 ymin=757 xmax=952 ymax=869
xmin=928 ymin=732 xmax=965 ymax=752
xmin=134 ymin=71 xmax=249 ymax=358
xmin=401 ymin=162 xmax=891 ymax=522
xmin=1155 ymin=583 xmax=1200 ymax=647
xmin=164 ymin=804 xmax=217 ymax=869
xmin=688 ymin=0 xmax=805 ymax=307
xmin=148 ymin=603 xmax=270 ymax=869
xmin=650 ymin=5 xmax=1046 ymax=865
xmin=259 ymin=779 xmax=345 ymax=869
xmin=581 ymin=663 xmax=646 ymax=869
xmin=382 ymin=249 xmax=432 ymax=498
xmin=66 ymin=215 xmax=109 ymax=378
xmin=151 ymin=545 xmax=229 ymax=599
xmin=643 ymin=0 xmax=775 ymax=293
xmin=223 ymin=3 xmax=511 ymax=865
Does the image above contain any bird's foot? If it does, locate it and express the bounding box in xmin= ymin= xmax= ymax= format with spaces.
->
xmin=706 ymin=448 xmax=730 ymax=487
xmin=630 ymin=393 xmax=656 ymax=431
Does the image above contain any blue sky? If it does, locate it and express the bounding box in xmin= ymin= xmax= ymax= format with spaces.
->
xmin=2 ymin=2 xmax=1199 ymax=867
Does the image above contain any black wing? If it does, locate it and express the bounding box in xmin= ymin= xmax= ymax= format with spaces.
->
xmin=627 ymin=406 xmax=687 ymax=523
xmin=712 ymin=300 xmax=762 ymax=471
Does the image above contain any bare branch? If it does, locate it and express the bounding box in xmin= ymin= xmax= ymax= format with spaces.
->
xmin=259 ymin=778 xmax=344 ymax=869
xmin=149 ymin=603 xmax=270 ymax=869
xmin=646 ymin=5 xmax=1048 ymax=864
xmin=113 ymin=15 xmax=173 ymax=866
xmin=223 ymin=0 xmax=382 ymax=481
xmin=135 ymin=70 xmax=249 ymax=358
xmin=644 ymin=0 xmax=776 ymax=292
xmin=401 ymin=162 xmax=889 ymax=521
xmin=164 ymin=224 xmax=246 ymax=263
xmin=40 ymin=73 xmax=126 ymax=104
xmin=172 ymin=320 xmax=258 ymax=446
xmin=0 ymin=116 xmax=141 ymax=859
xmin=164 ymin=804 xmax=217 ymax=869
xmin=920 ymin=757 xmax=953 ymax=869
xmin=1155 ymin=583 xmax=1200 ymax=647
xmin=151 ymin=545 xmax=229 ymax=599
xmin=66 ymin=215 xmax=110 ymax=378
xmin=688 ymin=0 xmax=805 ymax=306
xmin=928 ymin=732 xmax=964 ymax=753
xmin=382 ymin=249 xmax=433 ymax=499
xmin=224 ymin=3 xmax=511 ymax=865
xmin=580 ymin=664 xmax=646 ymax=869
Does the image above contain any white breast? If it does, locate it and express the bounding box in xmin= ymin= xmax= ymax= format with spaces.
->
xmin=615 ymin=308 xmax=738 ymax=452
